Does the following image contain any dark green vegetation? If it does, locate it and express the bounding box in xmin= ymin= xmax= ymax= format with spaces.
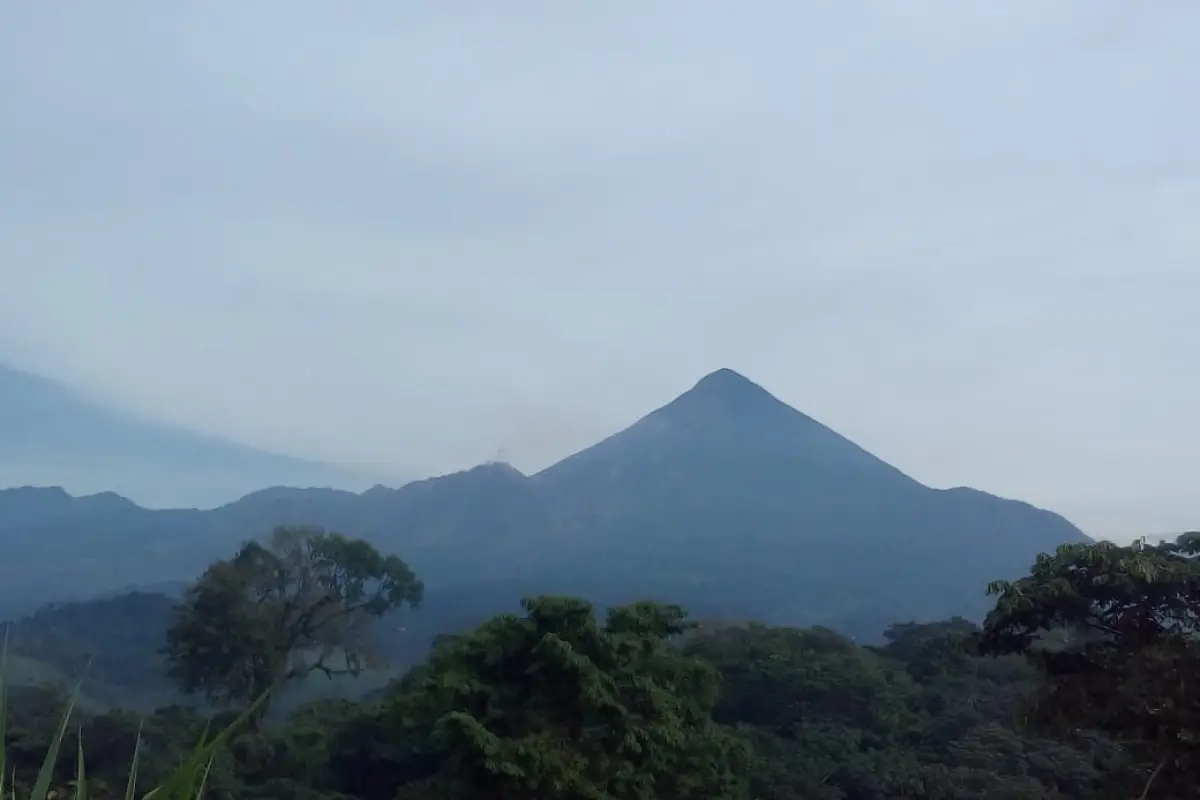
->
xmin=5 ymin=530 xmax=1197 ymax=799
xmin=2 ymin=591 xmax=180 ymax=710
xmin=979 ymin=533 xmax=1200 ymax=798
xmin=0 ymin=369 xmax=1087 ymax=642
xmin=163 ymin=527 xmax=423 ymax=723
xmin=0 ymin=363 xmax=376 ymax=512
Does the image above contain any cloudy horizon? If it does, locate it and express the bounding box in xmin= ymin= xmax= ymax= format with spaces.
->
xmin=2 ymin=2 xmax=1198 ymax=540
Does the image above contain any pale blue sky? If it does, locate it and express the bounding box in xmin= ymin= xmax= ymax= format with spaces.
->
xmin=1 ymin=2 xmax=1198 ymax=540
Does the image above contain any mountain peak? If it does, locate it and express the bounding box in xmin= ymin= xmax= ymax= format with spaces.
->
xmin=664 ymin=368 xmax=787 ymax=420
xmin=690 ymin=368 xmax=760 ymax=395
xmin=536 ymin=366 xmax=925 ymax=500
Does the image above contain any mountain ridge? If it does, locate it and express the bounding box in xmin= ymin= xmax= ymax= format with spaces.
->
xmin=0 ymin=363 xmax=385 ymax=507
xmin=0 ymin=367 xmax=1090 ymax=641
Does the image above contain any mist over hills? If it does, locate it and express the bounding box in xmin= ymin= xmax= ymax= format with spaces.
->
xmin=0 ymin=368 xmax=1089 ymax=642
xmin=0 ymin=363 xmax=381 ymax=507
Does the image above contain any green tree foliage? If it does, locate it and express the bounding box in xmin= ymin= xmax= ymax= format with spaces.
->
xmin=682 ymin=618 xmax=1111 ymax=799
xmin=8 ymin=530 xmax=1180 ymax=800
xmin=979 ymin=534 xmax=1200 ymax=798
xmin=684 ymin=622 xmax=922 ymax=798
xmin=7 ymin=603 xmax=1122 ymax=800
xmin=162 ymin=527 xmax=423 ymax=718
xmin=372 ymin=596 xmax=749 ymax=800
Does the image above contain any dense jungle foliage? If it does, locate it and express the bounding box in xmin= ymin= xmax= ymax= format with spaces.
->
xmin=4 ymin=527 xmax=1197 ymax=799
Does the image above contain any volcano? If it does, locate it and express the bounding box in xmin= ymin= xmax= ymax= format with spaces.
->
xmin=0 ymin=368 xmax=1088 ymax=641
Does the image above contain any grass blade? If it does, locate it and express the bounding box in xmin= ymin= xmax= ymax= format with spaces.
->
xmin=73 ymin=728 xmax=86 ymax=800
xmin=153 ymin=688 xmax=273 ymax=800
xmin=193 ymin=756 xmax=215 ymax=799
xmin=123 ymin=721 xmax=144 ymax=800
xmin=0 ymin=627 xmax=8 ymax=800
xmin=29 ymin=679 xmax=81 ymax=800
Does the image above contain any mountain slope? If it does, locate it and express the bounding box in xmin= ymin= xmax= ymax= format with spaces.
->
xmin=522 ymin=369 xmax=1087 ymax=634
xmin=0 ymin=368 xmax=1089 ymax=642
xmin=2 ymin=590 xmax=181 ymax=709
xmin=539 ymin=368 xmax=917 ymax=497
xmin=0 ymin=363 xmax=378 ymax=508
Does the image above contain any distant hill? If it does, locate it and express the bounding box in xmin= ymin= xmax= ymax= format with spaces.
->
xmin=0 ymin=368 xmax=1090 ymax=643
xmin=0 ymin=590 xmax=180 ymax=709
xmin=0 ymin=590 xmax=394 ymax=712
xmin=0 ymin=363 xmax=381 ymax=508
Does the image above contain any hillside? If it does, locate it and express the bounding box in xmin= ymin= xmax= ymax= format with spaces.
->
xmin=0 ymin=590 xmax=396 ymax=712
xmin=0 ymin=363 xmax=378 ymax=509
xmin=0 ymin=368 xmax=1089 ymax=642
xmin=0 ymin=591 xmax=180 ymax=709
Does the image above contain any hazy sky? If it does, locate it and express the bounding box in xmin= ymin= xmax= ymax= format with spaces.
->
xmin=1 ymin=2 xmax=1197 ymax=540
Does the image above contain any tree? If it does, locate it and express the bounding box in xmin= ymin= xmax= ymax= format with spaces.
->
xmin=682 ymin=622 xmax=925 ymax=799
xmin=377 ymin=596 xmax=749 ymax=800
xmin=162 ymin=526 xmax=423 ymax=720
xmin=978 ymin=535 xmax=1200 ymax=798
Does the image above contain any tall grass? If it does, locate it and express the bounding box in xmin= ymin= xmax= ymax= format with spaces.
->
xmin=0 ymin=631 xmax=269 ymax=800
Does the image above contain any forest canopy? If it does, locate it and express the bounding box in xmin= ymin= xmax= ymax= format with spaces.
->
xmin=4 ymin=530 xmax=1195 ymax=799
